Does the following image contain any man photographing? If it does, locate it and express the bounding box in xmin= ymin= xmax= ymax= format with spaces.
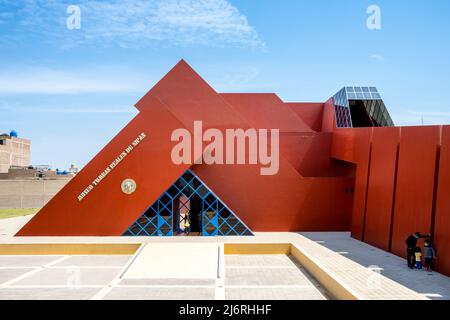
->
xmin=406 ymin=232 xmax=431 ymax=269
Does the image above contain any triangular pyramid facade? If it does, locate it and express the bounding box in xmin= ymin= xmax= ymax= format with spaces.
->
xmin=17 ymin=60 xmax=352 ymax=236
xmin=123 ymin=170 xmax=252 ymax=236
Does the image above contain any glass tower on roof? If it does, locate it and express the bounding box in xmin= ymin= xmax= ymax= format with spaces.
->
xmin=332 ymin=86 xmax=394 ymax=128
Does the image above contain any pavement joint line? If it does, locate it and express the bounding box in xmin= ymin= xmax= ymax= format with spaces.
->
xmin=1 ymin=285 xmax=105 ymax=289
xmin=105 ymin=285 xmax=316 ymax=289
xmin=90 ymin=244 xmax=146 ymax=300
xmin=55 ymin=254 xmax=133 ymax=257
xmin=0 ymin=267 xmax=38 ymax=269
xmin=43 ymin=255 xmax=70 ymax=268
xmin=46 ymin=266 xmax=124 ymax=269
xmin=214 ymin=284 xmax=223 ymax=300
xmin=225 ymin=254 xmax=288 ymax=256
xmin=0 ymin=266 xmax=43 ymax=287
xmin=0 ymin=255 xmax=67 ymax=257
xmin=224 ymin=285 xmax=316 ymax=289
xmin=217 ymin=244 xmax=223 ymax=279
xmin=225 ymin=266 xmax=298 ymax=269
xmin=89 ymin=277 xmax=120 ymax=300
xmin=115 ymin=285 xmax=217 ymax=288
xmin=215 ymin=244 xmax=226 ymax=300
xmin=118 ymin=243 xmax=147 ymax=279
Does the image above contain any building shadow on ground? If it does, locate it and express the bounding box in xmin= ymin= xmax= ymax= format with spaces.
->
xmin=299 ymin=232 xmax=450 ymax=300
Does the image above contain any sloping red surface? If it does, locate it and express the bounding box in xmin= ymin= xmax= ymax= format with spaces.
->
xmin=137 ymin=61 xmax=248 ymax=130
xmin=137 ymin=61 xmax=351 ymax=232
xmin=287 ymin=102 xmax=324 ymax=132
xmin=17 ymin=97 xmax=191 ymax=236
xmin=18 ymin=60 xmax=353 ymax=236
xmin=220 ymin=93 xmax=313 ymax=132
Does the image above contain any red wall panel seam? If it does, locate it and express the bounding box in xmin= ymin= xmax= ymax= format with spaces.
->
xmin=430 ymin=145 xmax=441 ymax=241
xmin=361 ymin=143 xmax=373 ymax=242
xmin=388 ymin=143 xmax=400 ymax=252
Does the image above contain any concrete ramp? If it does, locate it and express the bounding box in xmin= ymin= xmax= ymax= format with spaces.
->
xmin=122 ymin=243 xmax=220 ymax=279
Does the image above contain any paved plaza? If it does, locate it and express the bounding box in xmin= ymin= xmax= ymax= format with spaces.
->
xmin=0 ymin=216 xmax=450 ymax=300
xmin=301 ymin=232 xmax=450 ymax=300
xmin=0 ymin=253 xmax=328 ymax=300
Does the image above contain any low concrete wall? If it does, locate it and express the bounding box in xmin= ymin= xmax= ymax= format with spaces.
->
xmin=0 ymin=243 xmax=141 ymax=255
xmin=0 ymin=179 xmax=70 ymax=209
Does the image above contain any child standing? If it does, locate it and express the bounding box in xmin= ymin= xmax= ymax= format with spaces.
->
xmin=424 ymin=239 xmax=437 ymax=272
xmin=414 ymin=247 xmax=422 ymax=270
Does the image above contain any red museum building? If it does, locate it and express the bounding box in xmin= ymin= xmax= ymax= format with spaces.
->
xmin=17 ymin=60 xmax=450 ymax=277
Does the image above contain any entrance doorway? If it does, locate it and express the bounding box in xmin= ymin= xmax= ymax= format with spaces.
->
xmin=123 ymin=170 xmax=253 ymax=237
xmin=174 ymin=193 xmax=203 ymax=236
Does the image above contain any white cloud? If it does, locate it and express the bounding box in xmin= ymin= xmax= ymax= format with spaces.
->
xmin=0 ymin=0 xmax=264 ymax=48
xmin=369 ymin=54 xmax=385 ymax=62
xmin=28 ymin=107 xmax=136 ymax=114
xmin=0 ymin=102 xmax=137 ymax=114
xmin=0 ymin=66 xmax=153 ymax=94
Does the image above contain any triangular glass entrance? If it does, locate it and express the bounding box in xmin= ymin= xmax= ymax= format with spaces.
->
xmin=123 ymin=170 xmax=253 ymax=237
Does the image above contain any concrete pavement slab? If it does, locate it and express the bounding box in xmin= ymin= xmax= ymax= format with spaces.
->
xmin=0 ymin=287 xmax=100 ymax=300
xmin=51 ymin=255 xmax=132 ymax=267
xmin=225 ymin=267 xmax=312 ymax=286
xmin=0 ymin=268 xmax=35 ymax=284
xmin=225 ymin=287 xmax=327 ymax=300
xmin=118 ymin=279 xmax=216 ymax=286
xmin=103 ymin=287 xmax=215 ymax=300
xmin=0 ymin=255 xmax=64 ymax=267
xmin=225 ymin=255 xmax=297 ymax=267
xmin=123 ymin=243 xmax=219 ymax=279
xmin=12 ymin=267 xmax=121 ymax=286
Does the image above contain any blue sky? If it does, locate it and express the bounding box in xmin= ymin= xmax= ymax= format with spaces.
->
xmin=1 ymin=0 xmax=450 ymax=170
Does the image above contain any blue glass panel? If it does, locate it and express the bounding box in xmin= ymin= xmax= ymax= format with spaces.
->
xmin=123 ymin=170 xmax=253 ymax=237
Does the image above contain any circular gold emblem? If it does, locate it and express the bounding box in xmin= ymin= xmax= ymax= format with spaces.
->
xmin=121 ymin=179 xmax=136 ymax=195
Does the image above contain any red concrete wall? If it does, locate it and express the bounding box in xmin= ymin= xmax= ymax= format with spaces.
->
xmin=332 ymin=128 xmax=372 ymax=240
xmin=434 ymin=126 xmax=450 ymax=273
xmin=17 ymin=97 xmax=191 ymax=236
xmin=220 ymin=94 xmax=313 ymax=133
xmin=332 ymin=125 xmax=450 ymax=277
xmin=331 ymin=128 xmax=360 ymax=163
xmin=142 ymin=61 xmax=353 ymax=232
xmin=321 ymin=98 xmax=336 ymax=133
xmin=390 ymin=126 xmax=440 ymax=257
xmin=19 ymin=60 xmax=354 ymax=236
xmin=288 ymin=103 xmax=324 ymax=132
xmin=194 ymin=163 xmax=353 ymax=232
xmin=280 ymin=132 xmax=355 ymax=178
xmin=363 ymin=127 xmax=400 ymax=251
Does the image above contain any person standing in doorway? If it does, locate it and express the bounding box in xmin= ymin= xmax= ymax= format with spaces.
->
xmin=405 ymin=232 xmax=430 ymax=269
xmin=198 ymin=212 xmax=202 ymax=236
xmin=185 ymin=218 xmax=190 ymax=236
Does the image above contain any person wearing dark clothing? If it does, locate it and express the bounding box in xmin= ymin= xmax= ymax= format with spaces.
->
xmin=197 ymin=212 xmax=202 ymax=236
xmin=405 ymin=232 xmax=430 ymax=269
xmin=424 ymin=239 xmax=437 ymax=272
